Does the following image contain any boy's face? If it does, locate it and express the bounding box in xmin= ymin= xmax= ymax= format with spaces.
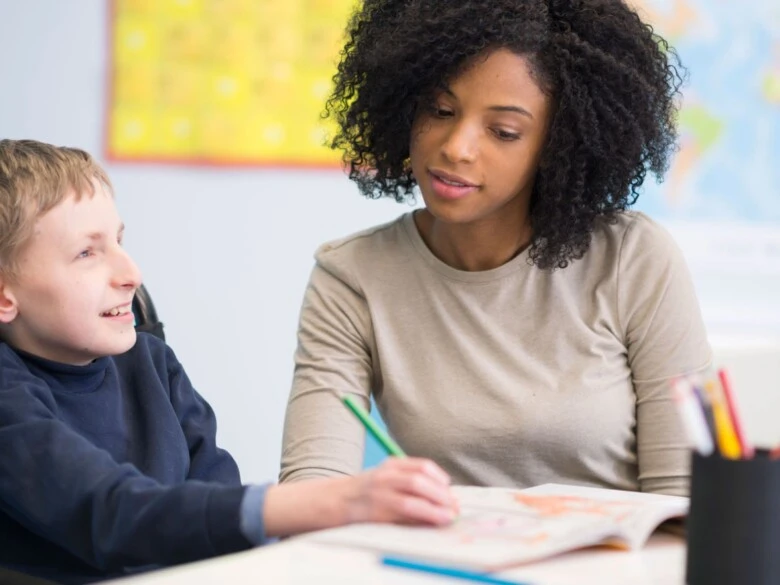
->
xmin=0 ymin=183 xmax=142 ymax=365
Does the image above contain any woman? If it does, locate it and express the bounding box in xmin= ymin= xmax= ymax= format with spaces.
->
xmin=280 ymin=0 xmax=710 ymax=496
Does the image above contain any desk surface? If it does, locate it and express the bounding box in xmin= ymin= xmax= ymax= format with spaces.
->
xmin=108 ymin=532 xmax=686 ymax=585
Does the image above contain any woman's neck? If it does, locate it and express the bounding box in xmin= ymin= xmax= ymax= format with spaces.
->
xmin=414 ymin=209 xmax=532 ymax=272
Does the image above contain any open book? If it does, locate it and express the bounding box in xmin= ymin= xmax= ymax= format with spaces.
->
xmin=311 ymin=483 xmax=688 ymax=571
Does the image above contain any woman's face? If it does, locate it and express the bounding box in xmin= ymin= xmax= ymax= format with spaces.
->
xmin=410 ymin=48 xmax=552 ymax=229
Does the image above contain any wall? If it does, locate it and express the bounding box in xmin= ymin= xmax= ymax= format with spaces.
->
xmin=1 ymin=1 xmax=779 ymax=482
xmin=0 ymin=0 xmax=413 ymax=482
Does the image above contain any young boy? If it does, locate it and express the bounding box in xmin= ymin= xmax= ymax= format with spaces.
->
xmin=0 ymin=140 xmax=457 ymax=584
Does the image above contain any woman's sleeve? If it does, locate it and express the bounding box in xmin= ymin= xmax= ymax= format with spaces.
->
xmin=617 ymin=215 xmax=712 ymax=496
xmin=280 ymin=259 xmax=375 ymax=483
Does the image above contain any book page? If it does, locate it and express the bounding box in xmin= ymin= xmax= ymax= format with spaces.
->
xmin=311 ymin=484 xmax=688 ymax=571
xmin=517 ymin=484 xmax=688 ymax=549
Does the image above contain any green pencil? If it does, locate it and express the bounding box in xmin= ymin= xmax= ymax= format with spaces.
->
xmin=341 ymin=395 xmax=406 ymax=457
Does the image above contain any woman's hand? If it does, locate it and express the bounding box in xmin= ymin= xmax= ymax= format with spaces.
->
xmin=264 ymin=457 xmax=458 ymax=538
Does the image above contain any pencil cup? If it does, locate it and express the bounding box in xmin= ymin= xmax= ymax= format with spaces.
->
xmin=686 ymin=450 xmax=780 ymax=585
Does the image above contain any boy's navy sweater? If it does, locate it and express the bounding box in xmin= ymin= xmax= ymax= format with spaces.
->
xmin=0 ymin=334 xmax=252 ymax=584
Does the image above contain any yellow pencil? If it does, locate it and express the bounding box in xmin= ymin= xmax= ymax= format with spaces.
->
xmin=704 ymin=379 xmax=742 ymax=459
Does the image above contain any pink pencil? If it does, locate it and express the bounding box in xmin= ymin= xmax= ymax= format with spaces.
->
xmin=718 ymin=368 xmax=754 ymax=458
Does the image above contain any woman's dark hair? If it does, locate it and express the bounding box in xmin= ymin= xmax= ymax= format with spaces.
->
xmin=326 ymin=0 xmax=686 ymax=269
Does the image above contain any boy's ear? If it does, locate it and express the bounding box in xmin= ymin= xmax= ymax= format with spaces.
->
xmin=0 ymin=278 xmax=19 ymax=324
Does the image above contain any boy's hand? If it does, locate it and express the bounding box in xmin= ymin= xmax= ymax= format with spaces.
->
xmin=341 ymin=457 xmax=457 ymax=526
xmin=263 ymin=458 xmax=457 ymax=538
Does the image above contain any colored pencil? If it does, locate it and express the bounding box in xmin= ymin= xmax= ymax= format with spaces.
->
xmin=341 ymin=394 xmax=406 ymax=457
xmin=717 ymin=368 xmax=754 ymax=458
xmin=382 ymin=555 xmax=531 ymax=585
xmin=703 ymin=379 xmax=742 ymax=459
xmin=671 ymin=377 xmax=715 ymax=456
xmin=691 ymin=383 xmax=717 ymax=446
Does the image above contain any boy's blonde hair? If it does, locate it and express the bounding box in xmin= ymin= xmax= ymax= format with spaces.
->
xmin=0 ymin=139 xmax=112 ymax=279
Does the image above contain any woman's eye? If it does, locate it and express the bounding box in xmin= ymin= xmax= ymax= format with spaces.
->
xmin=431 ymin=105 xmax=453 ymax=118
xmin=494 ymin=129 xmax=521 ymax=141
xmin=77 ymin=249 xmax=93 ymax=259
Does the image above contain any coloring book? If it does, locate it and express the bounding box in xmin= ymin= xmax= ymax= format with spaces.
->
xmin=312 ymin=483 xmax=688 ymax=571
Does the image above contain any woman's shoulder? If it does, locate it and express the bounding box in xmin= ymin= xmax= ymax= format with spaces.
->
xmin=314 ymin=212 xmax=414 ymax=272
xmin=591 ymin=211 xmax=680 ymax=258
xmin=593 ymin=209 xmax=664 ymax=236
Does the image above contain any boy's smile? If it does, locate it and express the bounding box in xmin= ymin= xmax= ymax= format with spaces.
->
xmin=0 ymin=182 xmax=142 ymax=365
xmin=100 ymin=302 xmax=134 ymax=322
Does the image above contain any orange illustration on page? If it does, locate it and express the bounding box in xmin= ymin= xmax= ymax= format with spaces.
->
xmin=513 ymin=494 xmax=639 ymax=522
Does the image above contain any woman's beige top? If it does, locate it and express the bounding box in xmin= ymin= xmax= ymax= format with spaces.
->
xmin=280 ymin=211 xmax=711 ymax=496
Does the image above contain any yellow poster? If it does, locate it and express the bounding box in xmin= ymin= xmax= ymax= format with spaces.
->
xmin=107 ymin=0 xmax=355 ymax=167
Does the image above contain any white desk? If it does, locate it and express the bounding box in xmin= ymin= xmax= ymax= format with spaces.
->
xmin=107 ymin=532 xmax=686 ymax=585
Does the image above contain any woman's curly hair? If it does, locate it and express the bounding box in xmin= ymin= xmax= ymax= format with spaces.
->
xmin=326 ymin=0 xmax=686 ymax=269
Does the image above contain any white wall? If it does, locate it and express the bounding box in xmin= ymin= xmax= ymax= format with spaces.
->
xmin=2 ymin=1 xmax=779 ymax=482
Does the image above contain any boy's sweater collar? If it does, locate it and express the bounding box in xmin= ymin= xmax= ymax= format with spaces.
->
xmin=9 ymin=345 xmax=111 ymax=394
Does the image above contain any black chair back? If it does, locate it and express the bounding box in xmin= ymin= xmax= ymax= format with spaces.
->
xmin=132 ymin=284 xmax=165 ymax=341
xmin=0 ymin=567 xmax=62 ymax=584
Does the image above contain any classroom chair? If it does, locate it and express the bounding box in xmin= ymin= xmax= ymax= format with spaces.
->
xmin=0 ymin=567 xmax=62 ymax=585
xmin=132 ymin=284 xmax=165 ymax=341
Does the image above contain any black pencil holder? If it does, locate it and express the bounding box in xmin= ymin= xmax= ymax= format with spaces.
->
xmin=687 ymin=450 xmax=780 ymax=585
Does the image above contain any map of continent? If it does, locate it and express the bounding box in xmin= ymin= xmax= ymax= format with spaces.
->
xmin=631 ymin=0 xmax=780 ymax=222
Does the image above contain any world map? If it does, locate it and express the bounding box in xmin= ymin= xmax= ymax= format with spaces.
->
xmin=630 ymin=0 xmax=780 ymax=223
